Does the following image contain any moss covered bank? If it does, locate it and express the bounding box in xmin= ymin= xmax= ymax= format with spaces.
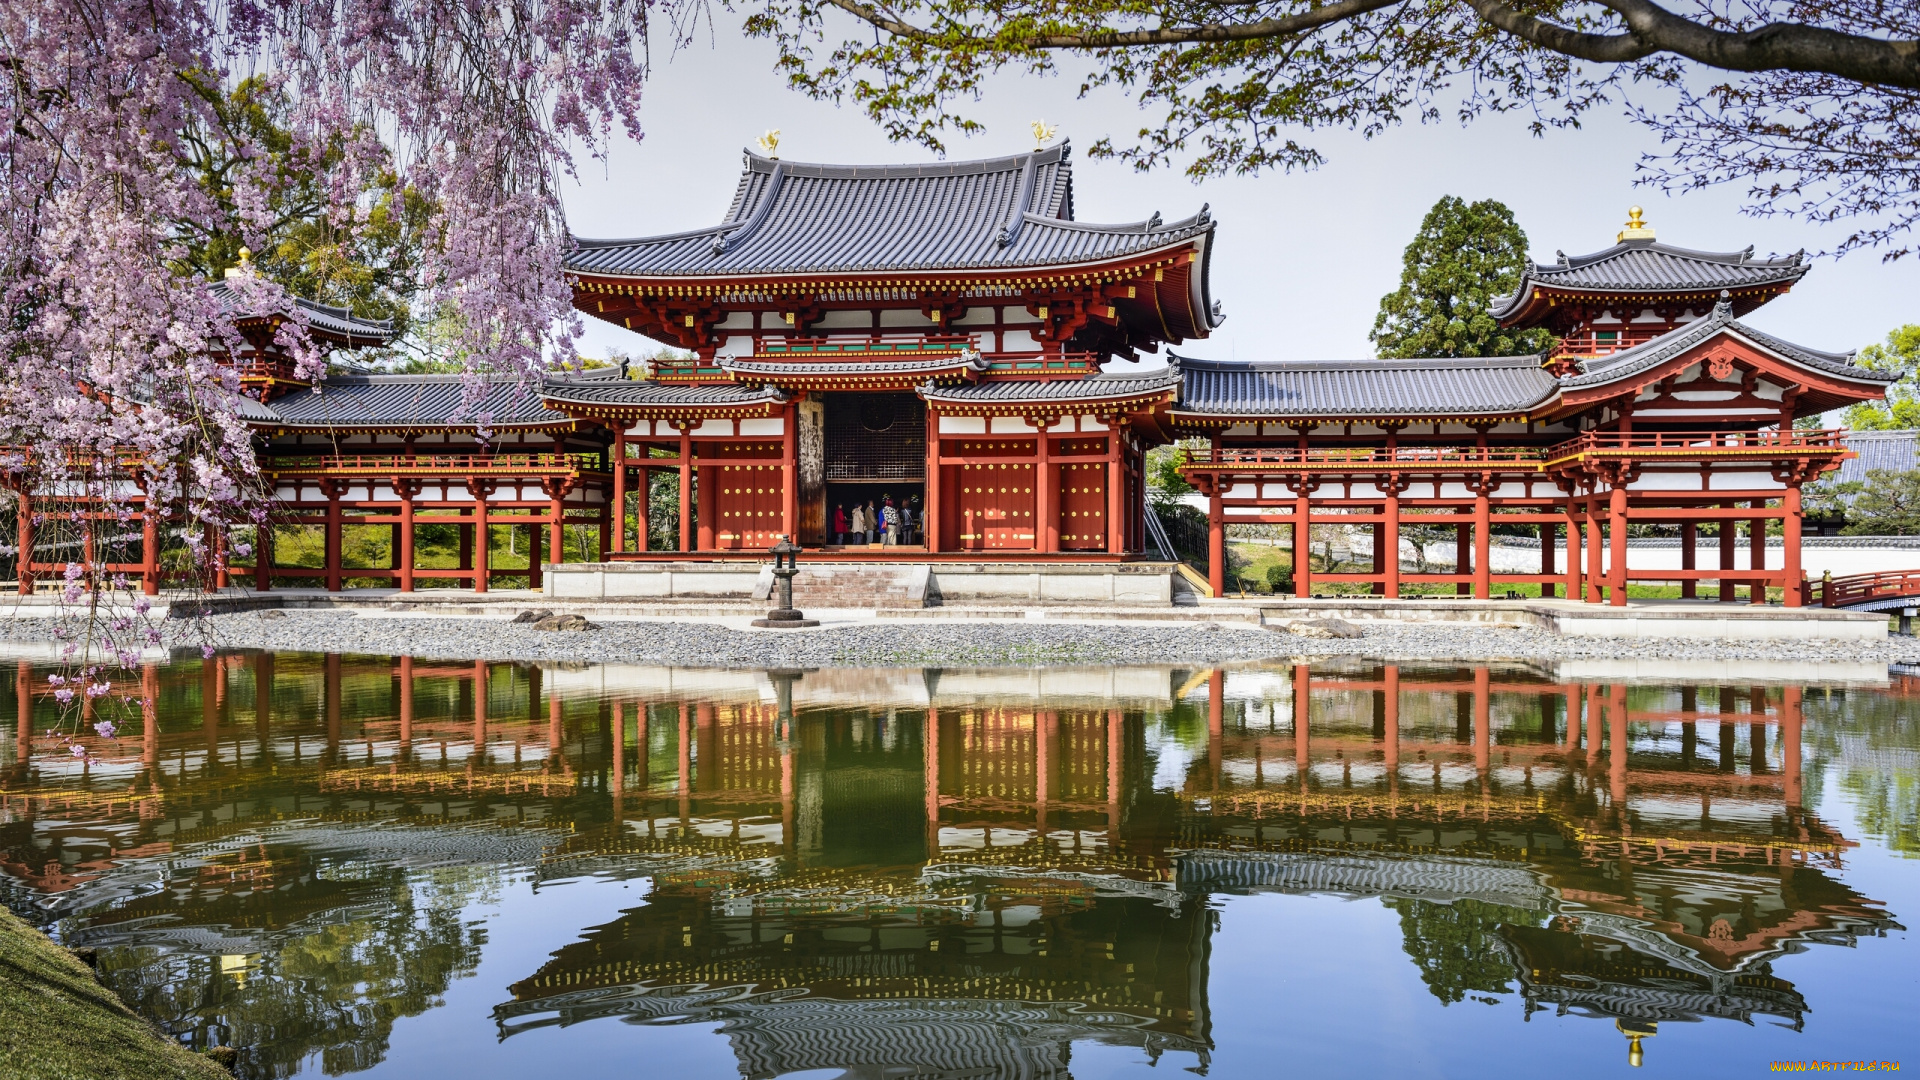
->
xmin=0 ymin=909 xmax=230 ymax=1080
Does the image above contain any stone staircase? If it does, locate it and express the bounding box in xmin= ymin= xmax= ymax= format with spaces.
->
xmin=786 ymin=565 xmax=928 ymax=609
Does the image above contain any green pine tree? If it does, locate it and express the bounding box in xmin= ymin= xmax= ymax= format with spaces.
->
xmin=1842 ymin=325 xmax=1920 ymax=430
xmin=1371 ymin=197 xmax=1556 ymax=360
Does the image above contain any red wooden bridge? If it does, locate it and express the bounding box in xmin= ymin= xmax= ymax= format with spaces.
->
xmin=1813 ymin=570 xmax=1920 ymax=610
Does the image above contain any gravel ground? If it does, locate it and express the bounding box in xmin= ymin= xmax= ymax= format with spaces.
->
xmin=0 ymin=610 xmax=1911 ymax=668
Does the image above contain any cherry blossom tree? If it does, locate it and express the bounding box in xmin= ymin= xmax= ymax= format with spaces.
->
xmin=0 ymin=0 xmax=652 ymax=745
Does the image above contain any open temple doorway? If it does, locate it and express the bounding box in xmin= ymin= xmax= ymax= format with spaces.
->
xmin=822 ymin=392 xmax=926 ymax=549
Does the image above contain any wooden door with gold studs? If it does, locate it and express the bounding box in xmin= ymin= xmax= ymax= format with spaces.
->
xmin=1057 ymin=460 xmax=1108 ymax=551
xmin=714 ymin=463 xmax=783 ymax=550
xmin=957 ymin=460 xmax=1036 ymax=551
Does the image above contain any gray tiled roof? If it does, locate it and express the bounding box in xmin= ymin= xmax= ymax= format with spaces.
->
xmin=209 ymin=281 xmax=395 ymax=345
xmin=919 ymin=367 xmax=1181 ymax=403
xmin=565 ymin=142 xmax=1213 ymax=277
xmin=267 ymin=374 xmax=561 ymax=429
xmin=720 ymin=354 xmax=990 ymax=379
xmin=1491 ymin=240 xmax=1807 ymax=319
xmin=1563 ymin=298 xmax=1890 ymax=388
xmin=1834 ymin=430 xmax=1918 ymax=485
xmin=540 ymin=371 xmax=788 ymax=409
xmin=1172 ymin=354 xmax=1557 ymax=418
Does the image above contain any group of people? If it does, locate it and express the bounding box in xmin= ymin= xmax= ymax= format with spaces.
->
xmin=833 ymin=495 xmax=921 ymax=546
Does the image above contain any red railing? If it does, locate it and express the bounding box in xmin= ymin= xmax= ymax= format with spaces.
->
xmin=1544 ymin=428 xmax=1846 ymax=464
xmin=1181 ymin=445 xmax=1545 ymax=470
xmin=263 ymin=452 xmax=593 ymax=477
xmin=1549 ymin=328 xmax=1665 ymax=360
xmin=1815 ymin=569 xmax=1920 ymax=609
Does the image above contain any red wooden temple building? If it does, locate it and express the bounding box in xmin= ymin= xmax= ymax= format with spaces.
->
xmin=16 ymin=145 xmax=1893 ymax=604
xmin=1175 ymin=208 xmax=1894 ymax=605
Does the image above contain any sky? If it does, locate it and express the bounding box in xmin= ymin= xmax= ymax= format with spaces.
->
xmin=560 ymin=21 xmax=1919 ymax=371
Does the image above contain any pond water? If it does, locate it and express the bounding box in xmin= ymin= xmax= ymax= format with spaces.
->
xmin=1 ymin=654 xmax=1916 ymax=1079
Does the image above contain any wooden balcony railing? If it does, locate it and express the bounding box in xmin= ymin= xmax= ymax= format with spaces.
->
xmin=1544 ymin=428 xmax=1847 ymax=465
xmin=262 ymin=453 xmax=594 ymax=478
xmin=1550 ymin=328 xmax=1665 ymax=359
xmin=1180 ymin=445 xmax=1546 ymax=471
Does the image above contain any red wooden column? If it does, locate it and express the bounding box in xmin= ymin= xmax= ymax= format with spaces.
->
xmin=1608 ymin=483 xmax=1629 ymax=607
xmin=924 ymin=408 xmax=942 ymax=553
xmin=1749 ymin=498 xmax=1768 ymax=604
xmin=636 ymin=464 xmax=650 ymax=552
xmin=398 ymin=489 xmax=417 ymax=592
xmin=141 ymin=504 xmax=160 ymax=596
xmin=1472 ymin=484 xmax=1492 ymax=600
xmin=213 ymin=526 xmax=230 ymax=589
xmin=1608 ymin=683 xmax=1628 ymax=810
xmin=1106 ymin=422 xmax=1127 ymax=555
xmin=1680 ymin=522 xmax=1698 ymax=599
xmin=1585 ymin=494 xmax=1604 ymax=603
xmin=1719 ymin=502 xmax=1737 ymax=602
xmin=782 ymin=402 xmax=799 ymax=543
xmin=1382 ymin=483 xmax=1402 ymax=599
xmin=1293 ymin=485 xmax=1313 ymax=598
xmin=15 ymin=494 xmax=32 ymax=596
xmin=255 ymin=515 xmax=272 ymax=593
xmin=324 ymin=483 xmax=344 ymax=593
xmin=1207 ymin=480 xmax=1225 ymax=597
xmin=1563 ymin=498 xmax=1582 ymax=601
xmin=1783 ymin=484 xmax=1804 ymax=607
xmin=548 ymin=486 xmax=565 ymax=566
xmin=1035 ymin=418 xmax=1056 ymax=553
xmin=473 ymin=484 xmax=490 ymax=593
xmin=678 ymin=425 xmax=695 ymax=552
xmin=611 ymin=429 xmax=628 ymax=554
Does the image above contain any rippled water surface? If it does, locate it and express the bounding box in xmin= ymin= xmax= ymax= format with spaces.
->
xmin=2 ymin=653 xmax=1916 ymax=1079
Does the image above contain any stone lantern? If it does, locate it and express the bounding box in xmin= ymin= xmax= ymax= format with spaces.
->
xmin=752 ymin=536 xmax=819 ymax=628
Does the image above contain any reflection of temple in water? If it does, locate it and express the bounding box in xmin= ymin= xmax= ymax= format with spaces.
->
xmin=0 ymin=654 xmax=1905 ymax=1075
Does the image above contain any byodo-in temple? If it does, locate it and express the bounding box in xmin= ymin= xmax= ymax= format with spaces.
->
xmin=12 ymin=141 xmax=1895 ymax=604
xmin=0 ymin=660 xmax=1900 ymax=1075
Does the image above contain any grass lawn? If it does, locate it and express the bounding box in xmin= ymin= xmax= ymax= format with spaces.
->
xmin=0 ymin=909 xmax=229 ymax=1080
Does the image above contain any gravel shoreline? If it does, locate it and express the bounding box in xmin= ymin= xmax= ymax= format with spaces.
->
xmin=0 ymin=611 xmax=1911 ymax=668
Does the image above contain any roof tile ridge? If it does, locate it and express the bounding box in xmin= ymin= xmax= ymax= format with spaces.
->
xmin=747 ymin=141 xmax=1068 ymax=179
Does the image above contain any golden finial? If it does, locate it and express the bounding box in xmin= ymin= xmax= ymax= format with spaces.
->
xmin=755 ymin=129 xmax=781 ymax=159
xmin=1616 ymin=1020 xmax=1657 ymax=1067
xmin=1617 ymin=206 xmax=1655 ymax=242
xmin=1031 ymin=119 xmax=1059 ymax=150
xmin=224 ymin=246 xmax=254 ymax=280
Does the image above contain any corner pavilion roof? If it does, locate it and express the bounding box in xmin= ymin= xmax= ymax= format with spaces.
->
xmin=1562 ymin=296 xmax=1890 ymax=390
xmin=564 ymin=142 xmax=1217 ymax=282
xmin=265 ymin=374 xmax=563 ymax=431
xmin=209 ymin=280 xmax=396 ymax=347
xmin=1493 ymin=238 xmax=1808 ymax=326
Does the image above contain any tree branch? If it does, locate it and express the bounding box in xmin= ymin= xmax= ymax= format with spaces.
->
xmin=825 ymin=0 xmax=1920 ymax=89
xmin=821 ymin=0 xmax=1402 ymax=48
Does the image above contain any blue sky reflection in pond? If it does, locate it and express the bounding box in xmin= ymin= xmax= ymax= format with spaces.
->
xmin=1 ymin=654 xmax=1914 ymax=1078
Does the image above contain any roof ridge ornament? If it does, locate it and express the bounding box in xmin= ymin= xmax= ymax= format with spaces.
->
xmin=1030 ymin=119 xmax=1058 ymax=150
xmin=1714 ymin=289 xmax=1733 ymax=319
xmin=755 ymin=129 xmax=780 ymax=159
xmin=1617 ymin=206 xmax=1655 ymax=242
